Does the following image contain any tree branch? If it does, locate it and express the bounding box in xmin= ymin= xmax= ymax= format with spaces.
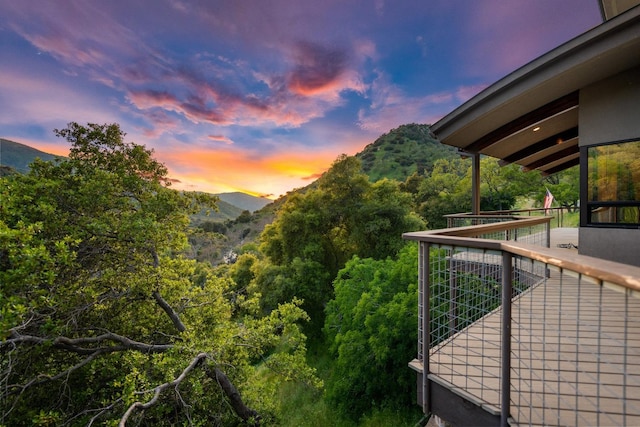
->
xmin=119 ymin=352 xmax=208 ymax=426
xmin=204 ymin=362 xmax=261 ymax=425
xmin=152 ymin=291 xmax=186 ymax=332
xmin=149 ymin=245 xmax=186 ymax=333
xmin=3 ymin=331 xmax=173 ymax=354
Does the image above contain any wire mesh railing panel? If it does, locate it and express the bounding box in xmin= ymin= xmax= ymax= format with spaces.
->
xmin=417 ymin=241 xmax=427 ymax=361
xmin=423 ymin=246 xmax=546 ymax=411
xmin=447 ymin=215 xmax=516 ymax=228
xmin=510 ymin=267 xmax=640 ymax=426
xmin=446 ymin=207 xmax=566 ymax=229
xmin=475 ymin=222 xmax=549 ymax=247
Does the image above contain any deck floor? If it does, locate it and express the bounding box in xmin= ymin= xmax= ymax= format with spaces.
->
xmin=428 ymin=273 xmax=640 ymax=426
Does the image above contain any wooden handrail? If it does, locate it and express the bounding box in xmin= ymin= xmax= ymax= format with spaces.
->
xmin=403 ymin=218 xmax=640 ymax=293
xmin=404 ymin=216 xmax=550 ymax=239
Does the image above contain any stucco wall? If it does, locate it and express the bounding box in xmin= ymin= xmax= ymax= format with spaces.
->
xmin=579 ymin=65 xmax=640 ymax=266
xmin=580 ymin=66 xmax=640 ymax=146
xmin=579 ymin=227 xmax=640 ymax=266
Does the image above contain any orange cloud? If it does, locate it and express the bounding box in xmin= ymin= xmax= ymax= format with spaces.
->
xmin=15 ymin=140 xmax=70 ymax=158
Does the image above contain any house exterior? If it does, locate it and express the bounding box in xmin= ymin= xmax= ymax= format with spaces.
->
xmin=429 ymin=1 xmax=640 ymax=267
xmin=405 ymin=2 xmax=640 ymax=426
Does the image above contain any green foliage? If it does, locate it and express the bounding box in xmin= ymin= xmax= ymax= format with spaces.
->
xmin=237 ymin=209 xmax=253 ymax=223
xmin=479 ymin=160 xmax=540 ymax=211
xmin=414 ymin=157 xmax=472 ymax=228
xmin=406 ymin=157 xmax=544 ymax=228
xmin=255 ymin=155 xmax=424 ymax=335
xmin=0 ymin=122 xmax=318 ymax=425
xmin=356 ymin=124 xmax=457 ymax=182
xmin=323 ymin=244 xmax=419 ymax=421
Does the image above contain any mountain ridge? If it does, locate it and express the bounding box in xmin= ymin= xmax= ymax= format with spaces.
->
xmin=0 ymin=138 xmax=62 ymax=173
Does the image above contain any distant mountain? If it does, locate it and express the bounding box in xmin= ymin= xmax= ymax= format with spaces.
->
xmin=216 ymin=192 xmax=271 ymax=212
xmin=0 ymin=138 xmax=62 ymax=173
xmin=355 ymin=123 xmax=457 ymax=182
xmin=191 ymin=194 xmax=273 ymax=224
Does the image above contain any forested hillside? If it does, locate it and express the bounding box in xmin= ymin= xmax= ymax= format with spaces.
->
xmin=356 ymin=123 xmax=457 ymax=181
xmin=0 ymin=122 xmax=579 ymax=426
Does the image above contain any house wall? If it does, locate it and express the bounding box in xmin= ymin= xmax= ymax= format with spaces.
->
xmin=579 ymin=65 xmax=640 ymax=266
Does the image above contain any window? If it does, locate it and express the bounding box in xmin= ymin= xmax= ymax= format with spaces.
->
xmin=586 ymin=139 xmax=640 ymax=226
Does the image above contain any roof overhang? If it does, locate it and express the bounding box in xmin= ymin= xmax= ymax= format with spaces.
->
xmin=431 ymin=4 xmax=640 ymax=175
xmin=600 ymin=0 xmax=640 ymax=19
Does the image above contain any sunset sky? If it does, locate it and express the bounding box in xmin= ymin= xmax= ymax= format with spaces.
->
xmin=0 ymin=1 xmax=602 ymax=198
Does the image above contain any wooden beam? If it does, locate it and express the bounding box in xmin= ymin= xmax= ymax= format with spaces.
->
xmin=522 ymin=143 xmax=579 ymax=171
xmin=499 ymin=127 xmax=579 ymax=166
xmin=540 ymin=156 xmax=580 ymax=175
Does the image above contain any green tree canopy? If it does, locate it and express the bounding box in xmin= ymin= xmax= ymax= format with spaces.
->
xmin=542 ymin=165 xmax=580 ymax=212
xmin=0 ymin=123 xmax=318 ymax=425
xmin=409 ymin=157 xmax=543 ymax=228
xmin=255 ymin=155 xmax=424 ymax=333
xmin=323 ymin=244 xmax=420 ymax=421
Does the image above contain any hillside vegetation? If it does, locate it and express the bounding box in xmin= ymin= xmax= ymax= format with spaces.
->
xmin=0 ymin=139 xmax=270 ymax=222
xmin=0 ymin=138 xmax=62 ymax=173
xmin=356 ymin=123 xmax=457 ymax=181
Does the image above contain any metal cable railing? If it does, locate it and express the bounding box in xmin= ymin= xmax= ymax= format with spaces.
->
xmin=405 ymin=218 xmax=640 ymax=426
xmin=445 ymin=207 xmax=567 ymax=229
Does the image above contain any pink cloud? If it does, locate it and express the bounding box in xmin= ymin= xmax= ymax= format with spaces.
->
xmin=207 ymin=135 xmax=234 ymax=145
xmin=0 ymin=69 xmax=119 ymax=128
xmin=357 ymin=71 xmax=465 ymax=133
xmin=3 ymin=1 xmax=375 ymax=135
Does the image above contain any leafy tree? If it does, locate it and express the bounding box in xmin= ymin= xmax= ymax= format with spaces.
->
xmin=323 ymin=244 xmax=420 ymax=421
xmin=0 ymin=123 xmax=318 ymax=425
xmin=411 ymin=157 xmax=543 ymax=228
xmin=255 ymin=155 xmax=424 ymax=333
xmin=415 ymin=158 xmax=471 ymax=228
xmin=248 ymin=257 xmax=332 ymax=337
xmin=479 ymin=159 xmax=540 ymax=211
xmin=236 ymin=210 xmax=253 ymax=223
xmin=262 ymin=155 xmax=423 ymax=272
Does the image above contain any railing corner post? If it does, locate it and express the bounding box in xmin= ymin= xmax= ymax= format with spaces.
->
xmin=501 ymin=252 xmax=513 ymax=427
xmin=420 ymin=241 xmax=432 ymax=415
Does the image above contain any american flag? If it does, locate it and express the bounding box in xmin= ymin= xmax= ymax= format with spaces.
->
xmin=544 ymin=188 xmax=554 ymax=214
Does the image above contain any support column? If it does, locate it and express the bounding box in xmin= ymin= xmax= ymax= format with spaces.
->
xmin=472 ymin=153 xmax=480 ymax=215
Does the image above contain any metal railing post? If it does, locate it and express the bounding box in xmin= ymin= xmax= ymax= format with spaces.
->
xmin=420 ymin=241 xmax=431 ymax=414
xmin=546 ymin=219 xmax=551 ymax=248
xmin=501 ymin=252 xmax=513 ymax=427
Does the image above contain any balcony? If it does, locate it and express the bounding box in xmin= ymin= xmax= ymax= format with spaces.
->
xmin=404 ymin=212 xmax=640 ymax=426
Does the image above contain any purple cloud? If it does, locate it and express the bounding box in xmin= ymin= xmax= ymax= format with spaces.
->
xmin=287 ymin=41 xmax=347 ymax=95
